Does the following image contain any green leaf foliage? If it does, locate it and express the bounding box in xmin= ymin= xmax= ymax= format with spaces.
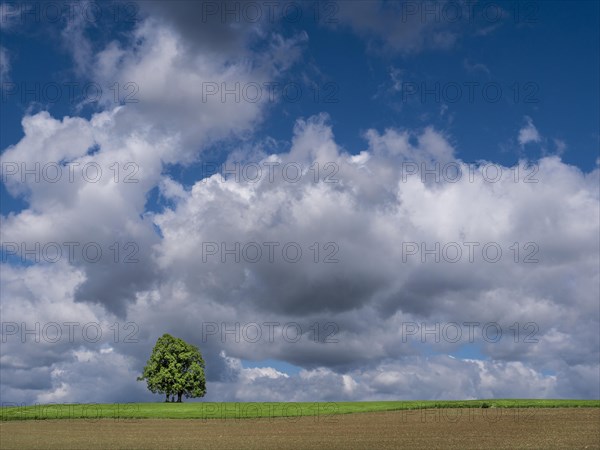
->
xmin=137 ymin=334 xmax=206 ymax=402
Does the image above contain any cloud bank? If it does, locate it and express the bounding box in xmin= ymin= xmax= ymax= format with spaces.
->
xmin=1 ymin=0 xmax=598 ymax=404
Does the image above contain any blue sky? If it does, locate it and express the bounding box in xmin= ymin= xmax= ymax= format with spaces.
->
xmin=1 ymin=1 xmax=599 ymax=404
xmin=3 ymin=1 xmax=598 ymax=181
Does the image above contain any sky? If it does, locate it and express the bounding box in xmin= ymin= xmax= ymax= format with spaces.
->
xmin=0 ymin=0 xmax=599 ymax=405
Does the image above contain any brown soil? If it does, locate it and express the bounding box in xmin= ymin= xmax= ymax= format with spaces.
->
xmin=1 ymin=408 xmax=598 ymax=449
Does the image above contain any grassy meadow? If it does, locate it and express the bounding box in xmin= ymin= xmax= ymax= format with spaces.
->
xmin=2 ymin=399 xmax=598 ymax=421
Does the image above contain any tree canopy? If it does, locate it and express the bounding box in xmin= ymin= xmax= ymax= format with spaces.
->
xmin=137 ymin=333 xmax=206 ymax=402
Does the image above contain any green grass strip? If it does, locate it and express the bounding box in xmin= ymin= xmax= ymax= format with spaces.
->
xmin=2 ymin=399 xmax=599 ymax=421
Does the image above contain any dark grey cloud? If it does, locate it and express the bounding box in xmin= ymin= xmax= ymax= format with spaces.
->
xmin=137 ymin=0 xmax=266 ymax=56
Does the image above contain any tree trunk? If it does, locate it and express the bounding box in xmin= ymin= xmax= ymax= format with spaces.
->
xmin=165 ymin=393 xmax=170 ymax=402
xmin=177 ymin=392 xmax=183 ymax=403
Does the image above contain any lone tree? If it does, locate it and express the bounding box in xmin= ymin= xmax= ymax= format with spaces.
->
xmin=138 ymin=334 xmax=206 ymax=403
